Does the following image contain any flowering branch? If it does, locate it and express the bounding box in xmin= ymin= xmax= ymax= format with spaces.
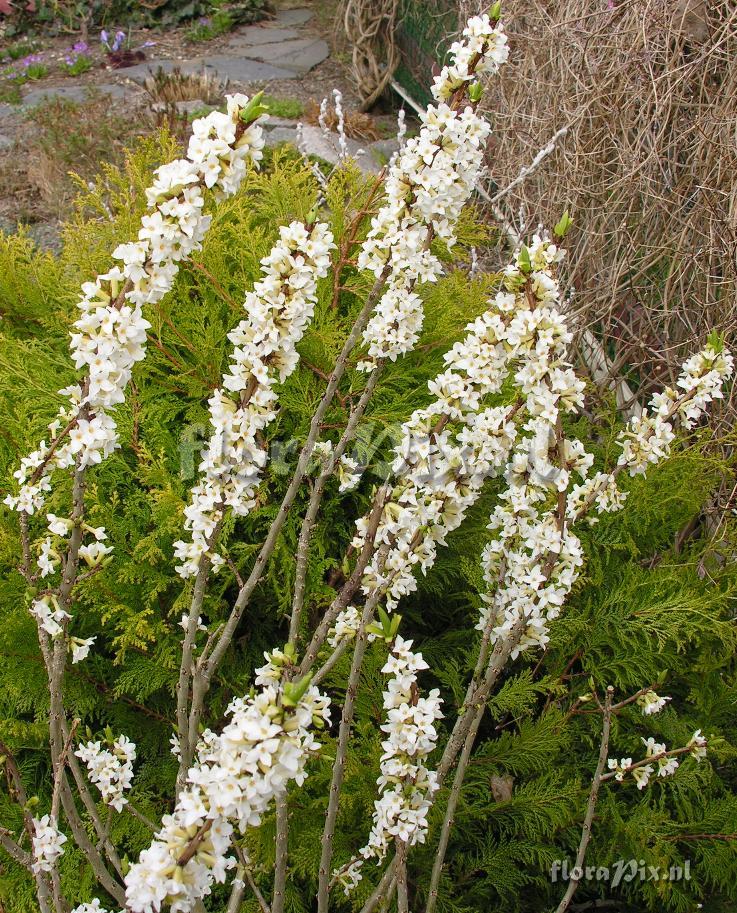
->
xmin=554 ymin=687 xmax=614 ymax=913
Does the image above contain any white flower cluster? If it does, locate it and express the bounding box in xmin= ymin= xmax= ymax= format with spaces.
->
xmin=72 ymin=901 xmax=112 ymax=913
xmin=173 ymin=221 xmax=334 ymax=578
xmin=477 ymin=237 xmax=734 ymax=657
xmin=5 ymin=95 xmax=266 ymax=517
xmin=372 ymin=403 xmax=518 ymax=610
xmin=607 ymin=730 xmax=707 ymax=790
xmin=476 ymin=239 xmax=585 ymax=654
xmin=334 ymin=637 xmax=442 ymax=894
xmin=567 ymin=343 xmax=733 ymax=520
xmin=75 ymin=734 xmax=136 ymax=812
xmin=637 ymin=690 xmax=671 ymax=716
xmin=616 ymin=344 xmax=733 ymax=477
xmin=28 ymin=515 xmax=110 ymax=659
xmin=357 ymin=21 xmax=507 ymax=369
xmin=125 ymin=665 xmax=330 ymax=913
xmin=31 ymin=815 xmax=67 ymax=874
xmin=431 ymin=13 xmax=509 ymax=102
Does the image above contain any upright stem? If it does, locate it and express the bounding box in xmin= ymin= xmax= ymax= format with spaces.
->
xmin=316 ymin=594 xmax=381 ymax=913
xmin=272 ymin=796 xmax=289 ymax=913
xmin=554 ymin=688 xmax=613 ymax=913
xmin=176 ymin=551 xmax=214 ymax=787
xmin=426 ymin=682 xmax=488 ymax=913
xmin=186 ymin=269 xmax=391 ymax=743
xmin=396 ymin=839 xmax=409 ymax=913
xmin=298 ymin=482 xmax=391 ymax=677
xmin=288 ymin=364 xmax=384 ymax=644
xmin=358 ymin=859 xmax=397 ymax=913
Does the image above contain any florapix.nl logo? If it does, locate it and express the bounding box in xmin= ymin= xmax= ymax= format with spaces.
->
xmin=550 ymin=858 xmax=692 ymax=887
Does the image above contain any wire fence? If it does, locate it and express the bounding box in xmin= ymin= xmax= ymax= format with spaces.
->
xmin=394 ymin=0 xmax=458 ymax=104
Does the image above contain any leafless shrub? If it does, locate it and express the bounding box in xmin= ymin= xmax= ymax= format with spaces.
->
xmin=143 ymin=66 xmax=229 ymax=106
xmin=459 ymin=0 xmax=737 ymax=400
xmin=304 ymin=99 xmax=382 ymax=140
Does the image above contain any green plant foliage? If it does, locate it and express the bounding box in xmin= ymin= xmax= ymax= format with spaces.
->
xmin=0 ymin=133 xmax=735 ymax=913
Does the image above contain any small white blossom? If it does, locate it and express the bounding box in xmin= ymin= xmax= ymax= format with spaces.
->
xmin=31 ymin=815 xmax=67 ymax=874
xmin=637 ymin=690 xmax=671 ymax=716
xmin=334 ymin=637 xmax=442 ymax=893
xmin=76 ymin=735 xmax=136 ymax=812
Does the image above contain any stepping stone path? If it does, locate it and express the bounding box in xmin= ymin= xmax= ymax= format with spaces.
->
xmin=119 ymin=8 xmax=328 ymax=86
xmin=1 ymin=5 xmax=399 ymax=251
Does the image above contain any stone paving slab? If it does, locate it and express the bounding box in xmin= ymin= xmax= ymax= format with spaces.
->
xmin=264 ymin=123 xmax=382 ymax=175
xmin=224 ymin=26 xmax=301 ymax=48
xmin=239 ymin=37 xmax=329 ymax=75
xmin=120 ymin=56 xmax=294 ymax=83
xmin=273 ymin=8 xmax=313 ymax=26
xmin=21 ymin=82 xmax=133 ymax=107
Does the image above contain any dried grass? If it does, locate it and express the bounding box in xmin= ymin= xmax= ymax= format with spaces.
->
xmin=303 ymin=99 xmax=382 ymax=141
xmin=143 ymin=66 xmax=229 ymax=106
xmin=458 ymin=0 xmax=737 ymax=399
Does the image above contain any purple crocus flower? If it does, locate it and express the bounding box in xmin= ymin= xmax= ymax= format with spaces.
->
xmin=100 ymin=29 xmax=109 ymax=46
xmin=72 ymin=41 xmax=88 ymax=53
xmin=19 ymin=52 xmax=43 ymax=70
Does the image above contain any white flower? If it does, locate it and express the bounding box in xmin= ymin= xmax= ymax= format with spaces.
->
xmin=632 ymin=764 xmax=654 ymax=790
xmin=31 ymin=815 xmax=67 ymax=873
xmin=637 ymin=690 xmax=671 ymax=716
xmin=71 ymin=636 xmax=96 ymax=664
xmin=126 ymin=676 xmax=330 ymax=913
xmin=174 ymin=221 xmax=334 ymax=578
xmin=76 ymin=735 xmax=136 ymax=812
xmin=72 ymin=901 xmax=109 ymax=913
xmin=37 ymin=538 xmax=59 ymax=578
xmin=688 ymin=729 xmax=708 ymax=762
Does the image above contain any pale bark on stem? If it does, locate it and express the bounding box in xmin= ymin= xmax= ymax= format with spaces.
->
xmin=554 ymin=688 xmax=614 ymax=913
xmin=185 ymin=268 xmax=391 ymax=744
xmin=225 ymin=866 xmax=246 ymax=913
xmin=426 ymin=676 xmax=490 ymax=913
xmin=396 ymin=839 xmax=409 ymax=913
xmin=176 ymin=548 xmax=215 ymax=788
xmin=436 ymin=618 xmax=525 ymax=787
xmin=47 ymin=464 xmax=121 ymax=906
xmin=358 ymin=858 xmax=397 ymax=913
xmin=288 ymin=363 xmax=385 ymax=644
xmin=50 ymin=867 xmax=66 ymax=913
xmin=312 ymin=637 xmax=351 ymax=687
xmin=298 ymin=483 xmax=391 ymax=678
xmin=316 ymin=594 xmax=381 ymax=913
xmin=57 ymin=773 xmax=126 ymax=904
xmin=235 ymin=845 xmax=272 ymax=913
xmin=43 ymin=464 xmax=125 ymax=896
xmin=0 ymin=829 xmax=32 ymax=868
xmin=272 ymin=796 xmax=289 ymax=913
xmin=126 ymin=802 xmax=157 ymax=832
xmin=0 ymin=741 xmax=55 ymax=913
xmin=50 ymin=719 xmax=79 ymax=823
